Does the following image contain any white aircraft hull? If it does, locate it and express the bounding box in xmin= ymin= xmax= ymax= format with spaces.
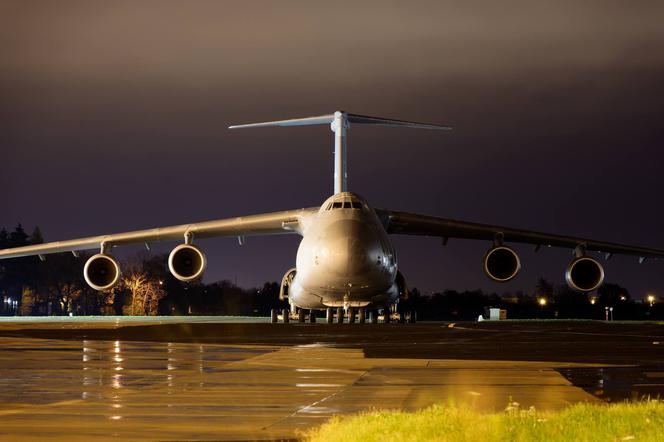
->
xmin=290 ymin=192 xmax=399 ymax=310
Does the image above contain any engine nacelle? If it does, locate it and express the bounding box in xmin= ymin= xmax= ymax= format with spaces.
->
xmin=565 ymin=256 xmax=604 ymax=292
xmin=168 ymin=244 xmax=207 ymax=282
xmin=483 ymin=246 xmax=521 ymax=282
xmin=84 ymin=254 xmax=121 ymax=291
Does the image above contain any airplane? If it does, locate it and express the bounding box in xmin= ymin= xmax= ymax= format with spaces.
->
xmin=1 ymin=111 xmax=663 ymax=324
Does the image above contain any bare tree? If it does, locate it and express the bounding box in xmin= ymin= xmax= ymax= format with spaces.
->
xmin=121 ymin=266 xmax=166 ymax=316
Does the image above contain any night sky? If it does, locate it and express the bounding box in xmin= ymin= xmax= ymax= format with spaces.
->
xmin=2 ymin=1 xmax=663 ymax=299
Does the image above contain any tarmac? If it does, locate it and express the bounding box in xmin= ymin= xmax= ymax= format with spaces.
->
xmin=0 ymin=318 xmax=662 ymax=441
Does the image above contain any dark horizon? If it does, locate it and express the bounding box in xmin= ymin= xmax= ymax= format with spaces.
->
xmin=2 ymin=1 xmax=664 ymax=299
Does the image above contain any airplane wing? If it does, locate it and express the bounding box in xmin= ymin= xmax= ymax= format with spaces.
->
xmin=375 ymin=209 xmax=664 ymax=260
xmin=0 ymin=207 xmax=319 ymax=260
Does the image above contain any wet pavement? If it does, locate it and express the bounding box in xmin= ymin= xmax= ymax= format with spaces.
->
xmin=0 ymin=337 xmax=601 ymax=441
xmin=0 ymin=318 xmax=661 ymax=440
xmin=558 ymin=366 xmax=664 ymax=402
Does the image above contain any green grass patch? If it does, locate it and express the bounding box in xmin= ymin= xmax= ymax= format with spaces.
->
xmin=306 ymin=400 xmax=664 ymax=442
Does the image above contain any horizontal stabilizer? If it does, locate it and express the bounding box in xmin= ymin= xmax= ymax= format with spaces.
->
xmin=229 ymin=111 xmax=451 ymax=130
xmin=346 ymin=113 xmax=451 ymax=130
xmin=229 ymin=111 xmax=451 ymax=194
xmin=229 ymin=115 xmax=335 ymax=129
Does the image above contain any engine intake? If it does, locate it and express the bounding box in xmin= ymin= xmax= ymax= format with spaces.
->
xmin=565 ymin=256 xmax=604 ymax=292
xmin=483 ymin=246 xmax=521 ymax=282
xmin=84 ymin=254 xmax=121 ymax=291
xmin=168 ymin=244 xmax=206 ymax=282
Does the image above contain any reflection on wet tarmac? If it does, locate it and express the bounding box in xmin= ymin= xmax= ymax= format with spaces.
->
xmin=0 ymin=337 xmax=602 ymax=441
xmin=558 ymin=366 xmax=664 ymax=402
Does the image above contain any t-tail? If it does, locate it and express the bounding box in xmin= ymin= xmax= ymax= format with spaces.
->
xmin=229 ymin=111 xmax=451 ymax=194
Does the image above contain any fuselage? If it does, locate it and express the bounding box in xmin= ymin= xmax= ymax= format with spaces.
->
xmin=289 ymin=192 xmax=400 ymax=309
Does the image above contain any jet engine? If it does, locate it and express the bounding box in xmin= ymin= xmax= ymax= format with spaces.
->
xmin=84 ymin=254 xmax=121 ymax=291
xmin=168 ymin=244 xmax=207 ymax=282
xmin=483 ymin=246 xmax=521 ymax=282
xmin=565 ymin=256 xmax=604 ymax=292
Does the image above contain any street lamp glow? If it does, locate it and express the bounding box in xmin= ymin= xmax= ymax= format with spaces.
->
xmin=590 ymin=297 xmax=597 ymax=305
xmin=538 ymin=297 xmax=547 ymax=307
xmin=647 ymin=294 xmax=656 ymax=306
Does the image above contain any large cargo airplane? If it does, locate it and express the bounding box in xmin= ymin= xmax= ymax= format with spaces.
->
xmin=1 ymin=111 xmax=662 ymax=323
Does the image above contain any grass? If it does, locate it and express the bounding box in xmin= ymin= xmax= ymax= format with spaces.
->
xmin=306 ymin=400 xmax=664 ymax=442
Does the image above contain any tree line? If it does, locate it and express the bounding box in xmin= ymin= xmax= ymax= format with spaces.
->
xmin=0 ymin=224 xmax=282 ymax=316
xmin=1 ymin=224 xmax=662 ymax=319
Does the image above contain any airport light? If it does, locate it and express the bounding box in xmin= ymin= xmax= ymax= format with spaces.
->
xmin=538 ymin=297 xmax=547 ymax=307
xmin=647 ymin=294 xmax=656 ymax=307
xmin=590 ymin=297 xmax=597 ymax=305
xmin=620 ymin=295 xmax=626 ymax=301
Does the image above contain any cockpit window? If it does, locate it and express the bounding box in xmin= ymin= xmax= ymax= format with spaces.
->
xmin=327 ymin=200 xmax=363 ymax=210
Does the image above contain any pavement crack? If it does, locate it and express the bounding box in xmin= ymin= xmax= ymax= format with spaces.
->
xmin=261 ymin=369 xmax=371 ymax=432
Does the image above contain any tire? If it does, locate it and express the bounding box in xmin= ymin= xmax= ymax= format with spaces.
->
xmin=348 ymin=308 xmax=356 ymax=324
xmin=298 ymin=308 xmax=305 ymax=323
xmin=384 ymin=308 xmax=391 ymax=324
xmin=326 ymin=307 xmax=333 ymax=324
xmin=358 ymin=308 xmax=366 ymax=324
xmin=309 ymin=310 xmax=316 ymax=323
xmin=271 ymin=309 xmax=278 ymax=323
xmin=370 ymin=309 xmax=378 ymax=324
xmin=409 ymin=309 xmax=417 ymax=324
xmin=282 ymin=308 xmax=290 ymax=323
xmin=336 ymin=307 xmax=344 ymax=324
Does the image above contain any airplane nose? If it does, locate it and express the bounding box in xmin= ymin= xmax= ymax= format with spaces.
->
xmin=320 ymin=220 xmax=377 ymax=277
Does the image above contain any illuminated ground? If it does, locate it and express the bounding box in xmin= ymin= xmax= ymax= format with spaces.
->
xmin=0 ymin=318 xmax=662 ymax=440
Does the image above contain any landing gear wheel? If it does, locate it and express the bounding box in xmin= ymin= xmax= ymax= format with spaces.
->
xmin=336 ymin=307 xmax=344 ymax=324
xmin=308 ymin=310 xmax=316 ymax=323
xmin=409 ymin=309 xmax=417 ymax=324
xmin=282 ymin=308 xmax=290 ymax=323
xmin=326 ymin=307 xmax=334 ymax=324
xmin=298 ymin=308 xmax=305 ymax=323
xmin=370 ymin=309 xmax=378 ymax=324
xmin=271 ymin=309 xmax=278 ymax=323
xmin=348 ymin=308 xmax=356 ymax=324
xmin=383 ymin=308 xmax=391 ymax=324
xmin=398 ymin=308 xmax=406 ymax=324
xmin=358 ymin=308 xmax=366 ymax=324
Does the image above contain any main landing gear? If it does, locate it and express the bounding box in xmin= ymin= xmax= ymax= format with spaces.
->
xmin=271 ymin=306 xmax=417 ymax=324
xmin=270 ymin=307 xmax=317 ymax=323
